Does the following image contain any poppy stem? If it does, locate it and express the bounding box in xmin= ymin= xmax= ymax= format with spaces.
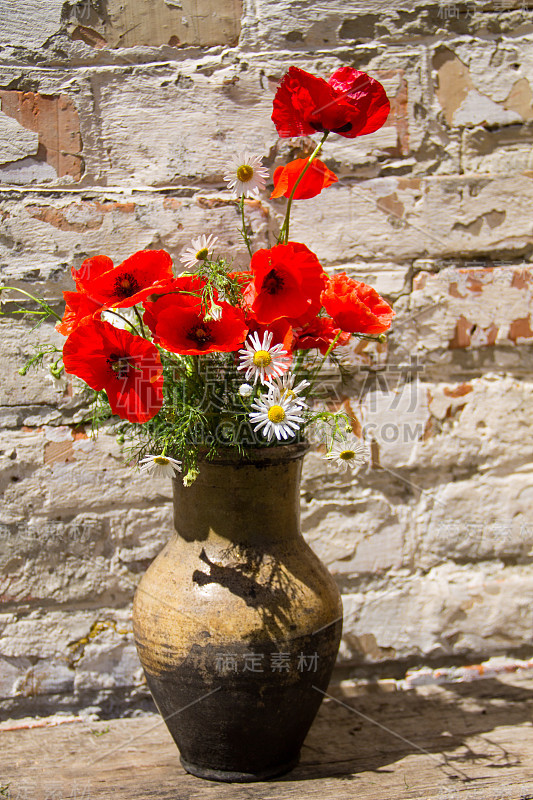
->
xmin=133 ymin=306 xmax=148 ymax=338
xmin=0 ymin=286 xmax=62 ymax=322
xmin=105 ymin=309 xmax=142 ymax=338
xmin=306 ymin=329 xmax=341 ymax=393
xmin=239 ymin=195 xmax=253 ymax=257
xmin=278 ymin=131 xmax=329 ymax=245
xmin=352 ymin=332 xmax=388 ymax=342
xmin=293 ymin=347 xmax=306 ymax=381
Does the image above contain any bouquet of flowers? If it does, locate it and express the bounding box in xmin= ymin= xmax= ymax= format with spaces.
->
xmin=3 ymin=66 xmax=394 ymax=485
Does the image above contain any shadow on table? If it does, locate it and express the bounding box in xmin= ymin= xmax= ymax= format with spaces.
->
xmin=281 ymin=676 xmax=533 ymax=783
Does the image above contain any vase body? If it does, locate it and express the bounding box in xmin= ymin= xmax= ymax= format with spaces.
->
xmin=132 ymin=443 xmax=342 ymax=782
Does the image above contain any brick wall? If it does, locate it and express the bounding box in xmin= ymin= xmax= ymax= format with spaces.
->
xmin=1 ymin=0 xmax=533 ymax=715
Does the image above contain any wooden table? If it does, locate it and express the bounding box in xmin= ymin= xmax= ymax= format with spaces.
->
xmin=2 ymin=672 xmax=533 ymax=799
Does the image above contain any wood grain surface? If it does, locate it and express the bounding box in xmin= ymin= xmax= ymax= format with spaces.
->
xmin=2 ymin=673 xmax=533 ymax=799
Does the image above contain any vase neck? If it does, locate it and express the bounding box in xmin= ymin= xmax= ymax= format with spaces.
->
xmin=172 ymin=455 xmax=304 ymax=545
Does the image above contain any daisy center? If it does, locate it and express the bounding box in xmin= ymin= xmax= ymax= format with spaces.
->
xmin=284 ymin=389 xmax=296 ymax=400
xmin=195 ymin=247 xmax=209 ymax=261
xmin=253 ymin=350 xmax=272 ymax=367
xmin=154 ymin=456 xmax=170 ymax=465
xmin=267 ymin=405 xmax=286 ymax=423
xmin=263 ymin=269 xmax=284 ymax=295
xmin=339 ymin=449 xmax=356 ymax=461
xmin=236 ymin=164 xmax=254 ymax=182
xmin=114 ymin=271 xmax=140 ymax=298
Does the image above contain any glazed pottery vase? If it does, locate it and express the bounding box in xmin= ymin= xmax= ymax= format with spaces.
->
xmin=132 ymin=442 xmax=343 ymax=782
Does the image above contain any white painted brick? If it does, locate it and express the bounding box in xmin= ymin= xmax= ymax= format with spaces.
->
xmin=340 ymin=563 xmax=533 ymax=662
xmin=0 ymin=1 xmax=64 ymax=50
xmin=0 ymin=193 xmax=270 ymax=291
xmin=1 ymin=0 xmax=533 ymax=710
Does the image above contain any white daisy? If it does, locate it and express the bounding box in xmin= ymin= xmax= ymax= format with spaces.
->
xmin=266 ymin=373 xmax=310 ymax=406
xmin=249 ymin=393 xmax=305 ymax=442
xmin=180 ymin=234 xmax=218 ymax=272
xmin=138 ymin=454 xmax=182 ymax=479
xmin=324 ymin=437 xmax=368 ymax=473
xmin=224 ymin=151 xmax=269 ymax=198
xmin=238 ymin=383 xmax=254 ymax=398
xmin=237 ymin=331 xmax=291 ymax=385
xmin=101 ymin=306 xmax=138 ymax=330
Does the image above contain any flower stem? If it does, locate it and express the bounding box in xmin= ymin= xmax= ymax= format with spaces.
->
xmin=1 ymin=286 xmax=62 ymax=322
xmin=240 ymin=195 xmax=253 ymax=257
xmin=306 ymin=330 xmax=341 ymax=393
xmin=105 ymin=309 xmax=142 ymax=338
xmin=277 ymin=131 xmax=329 ymax=245
xmin=353 ymin=332 xmax=388 ymax=342
xmin=133 ymin=306 xmax=147 ymax=338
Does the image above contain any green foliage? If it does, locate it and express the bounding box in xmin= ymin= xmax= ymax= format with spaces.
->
xmin=114 ymin=348 xmax=287 ymax=480
xmin=17 ymin=344 xmax=62 ymax=377
xmin=0 ymin=286 xmax=62 ymax=325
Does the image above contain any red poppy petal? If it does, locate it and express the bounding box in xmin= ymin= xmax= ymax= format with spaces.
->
xmin=62 ymin=320 xmax=112 ymax=390
xmin=272 ymin=65 xmax=390 ymax=141
xmin=328 ymin=67 xmax=390 ymax=137
xmin=250 ymin=273 xmax=307 ymax=324
xmin=151 ymin=298 xmax=248 ymax=355
xmin=247 ymin=318 xmax=294 ymax=353
xmin=271 ymin=165 xmax=290 ymax=199
xmin=105 ymin=380 xmax=163 ymax=424
xmin=321 ymin=274 xmax=395 ymax=334
xmin=62 ymin=319 xmax=163 ymax=423
xmin=294 ymin=316 xmax=351 ymax=354
xmin=86 ymin=249 xmax=175 ymax=309
xmin=56 ymin=291 xmax=103 ymax=336
xmin=245 ymin=242 xmax=326 ymax=325
xmin=143 ymin=293 xmax=201 ymax=342
xmin=72 ymin=255 xmax=114 ymax=291
xmin=272 ymin=66 xmax=335 ymax=137
xmin=103 ymin=331 xmax=163 ymax=422
xmin=271 ymin=158 xmax=338 ymax=200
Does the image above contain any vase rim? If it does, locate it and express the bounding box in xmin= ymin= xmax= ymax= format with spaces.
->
xmin=191 ymin=441 xmax=310 ymax=467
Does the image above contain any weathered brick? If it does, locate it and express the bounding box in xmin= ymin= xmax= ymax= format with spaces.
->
xmin=0 ymin=194 xmax=271 ymax=292
xmin=290 ymin=178 xmax=533 ymax=262
xmin=340 ymin=563 xmax=533 ymax=663
xmin=402 ymin=264 xmax=533 ymax=354
xmin=1 ymin=0 xmax=533 ymax=712
xmin=0 ymin=1 xmax=64 ymax=51
xmin=0 ymin=91 xmax=83 ymax=182
xmin=0 ymin=609 xmax=140 ymax=700
xmin=66 ymin=0 xmax=242 ymax=49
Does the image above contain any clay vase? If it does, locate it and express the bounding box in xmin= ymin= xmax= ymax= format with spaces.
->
xmin=132 ymin=443 xmax=342 ymax=782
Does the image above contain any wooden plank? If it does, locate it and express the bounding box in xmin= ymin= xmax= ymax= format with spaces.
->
xmin=1 ymin=674 xmax=533 ymax=799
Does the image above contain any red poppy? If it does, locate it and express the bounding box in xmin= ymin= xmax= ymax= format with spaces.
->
xmin=321 ymin=273 xmax=394 ymax=334
xmin=271 ymin=157 xmax=338 ymax=200
xmin=293 ymin=316 xmax=351 ymax=355
xmin=272 ymin=66 xmax=390 ymax=139
xmin=244 ymin=242 xmax=326 ymax=325
xmin=72 ymin=250 xmax=175 ymax=309
xmin=142 ymin=274 xmax=207 ymax=332
xmin=144 ymin=294 xmax=248 ymax=356
xmin=62 ymin=319 xmax=164 ymax=423
xmin=56 ymin=291 xmax=103 ymax=336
